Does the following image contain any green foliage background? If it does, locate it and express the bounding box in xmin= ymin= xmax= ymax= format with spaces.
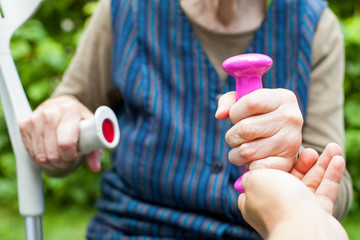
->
xmin=0 ymin=0 xmax=360 ymax=237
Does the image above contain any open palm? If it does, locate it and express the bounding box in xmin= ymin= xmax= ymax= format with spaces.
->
xmin=237 ymin=143 xmax=348 ymax=239
xmin=290 ymin=143 xmax=345 ymax=215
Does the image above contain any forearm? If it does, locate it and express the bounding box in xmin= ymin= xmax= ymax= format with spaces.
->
xmin=269 ymin=214 xmax=348 ymax=240
xmin=270 ymin=221 xmax=330 ymax=240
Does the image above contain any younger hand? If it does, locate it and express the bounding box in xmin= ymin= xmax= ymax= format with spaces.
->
xmin=19 ymin=95 xmax=102 ymax=174
xmin=237 ymin=143 xmax=347 ymax=239
xmin=215 ymin=89 xmax=303 ymax=172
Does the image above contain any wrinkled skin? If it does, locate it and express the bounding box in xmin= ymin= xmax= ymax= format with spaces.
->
xmin=216 ymin=89 xmax=303 ymax=172
xmin=19 ymin=95 xmax=102 ymax=175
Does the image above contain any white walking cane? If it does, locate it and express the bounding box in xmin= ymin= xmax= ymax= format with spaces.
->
xmin=0 ymin=1 xmax=120 ymax=239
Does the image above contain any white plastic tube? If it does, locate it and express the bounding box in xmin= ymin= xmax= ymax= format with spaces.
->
xmin=0 ymin=0 xmax=44 ymax=219
xmin=0 ymin=52 xmax=44 ymax=218
xmin=79 ymin=106 xmax=120 ymax=154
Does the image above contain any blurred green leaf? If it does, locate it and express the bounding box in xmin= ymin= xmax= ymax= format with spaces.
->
xmin=27 ymin=79 xmax=52 ymax=102
xmin=35 ymin=38 xmax=67 ymax=71
xmin=346 ymin=60 xmax=360 ymax=80
xmin=13 ymin=19 xmax=48 ymax=42
xmin=343 ymin=16 xmax=360 ymax=45
xmin=83 ymin=2 xmax=98 ymax=16
xmin=10 ymin=39 xmax=32 ymax=60
xmin=345 ymin=100 xmax=360 ymax=128
xmin=0 ymin=152 xmax=16 ymax=177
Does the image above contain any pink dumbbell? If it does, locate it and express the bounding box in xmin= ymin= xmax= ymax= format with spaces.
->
xmin=222 ymin=53 xmax=273 ymax=193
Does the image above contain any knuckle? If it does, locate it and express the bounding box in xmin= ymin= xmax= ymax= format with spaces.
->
xmin=42 ymin=109 xmax=58 ymax=125
xmin=28 ymin=118 xmax=41 ymax=132
xmin=60 ymin=100 xmax=80 ymax=113
xmin=280 ymin=158 xmax=295 ymax=172
xmin=19 ymin=117 xmax=34 ymax=132
xmin=225 ymin=122 xmax=253 ymax=148
xmin=47 ymin=152 xmax=61 ymax=162
xmin=225 ymin=124 xmax=249 ymax=147
xmin=281 ymin=88 xmax=296 ymax=100
xmin=34 ymin=153 xmax=46 ymax=163
xmin=245 ymin=98 xmax=260 ymax=114
xmin=228 ymin=144 xmax=255 ymax=166
xmin=237 ymin=120 xmax=256 ymax=140
xmin=228 ymin=149 xmax=240 ymax=165
xmin=282 ymin=109 xmax=303 ymax=126
xmin=226 ymin=121 xmax=256 ymax=147
xmin=58 ymin=140 xmax=79 ymax=161
xmin=225 ymin=130 xmax=237 ymax=147
xmin=58 ymin=139 xmax=77 ymax=151
xmin=19 ymin=119 xmax=29 ymax=132
xmin=238 ymin=143 xmax=256 ymax=161
xmin=27 ymin=111 xmax=45 ymax=129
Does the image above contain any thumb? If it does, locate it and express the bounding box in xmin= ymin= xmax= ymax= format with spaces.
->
xmin=86 ymin=149 xmax=103 ymax=172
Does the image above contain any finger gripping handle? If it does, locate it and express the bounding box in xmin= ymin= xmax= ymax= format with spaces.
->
xmin=79 ymin=106 xmax=120 ymax=154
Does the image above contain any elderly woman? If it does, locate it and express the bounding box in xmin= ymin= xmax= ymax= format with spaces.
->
xmin=20 ymin=0 xmax=352 ymax=239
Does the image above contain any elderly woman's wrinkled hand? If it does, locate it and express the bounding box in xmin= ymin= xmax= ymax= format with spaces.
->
xmin=19 ymin=95 xmax=102 ymax=175
xmin=216 ymin=88 xmax=303 ymax=172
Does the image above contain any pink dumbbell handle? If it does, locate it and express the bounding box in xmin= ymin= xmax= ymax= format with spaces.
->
xmin=235 ymin=76 xmax=263 ymax=100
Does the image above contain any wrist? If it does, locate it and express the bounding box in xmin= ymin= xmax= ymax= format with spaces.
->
xmin=268 ymin=209 xmax=343 ymax=240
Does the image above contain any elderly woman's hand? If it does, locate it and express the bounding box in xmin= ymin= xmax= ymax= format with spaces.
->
xmin=215 ymin=88 xmax=303 ymax=172
xmin=19 ymin=95 xmax=102 ymax=176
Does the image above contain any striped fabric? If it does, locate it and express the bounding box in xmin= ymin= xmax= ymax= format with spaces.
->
xmin=87 ymin=0 xmax=327 ymax=239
